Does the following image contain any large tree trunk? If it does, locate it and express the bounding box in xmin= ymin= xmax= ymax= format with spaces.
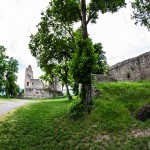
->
xmin=81 ymin=80 xmax=92 ymax=105
xmin=80 ymin=0 xmax=92 ymax=105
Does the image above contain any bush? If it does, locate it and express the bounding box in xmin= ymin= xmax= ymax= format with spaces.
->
xmin=69 ymin=100 xmax=92 ymax=120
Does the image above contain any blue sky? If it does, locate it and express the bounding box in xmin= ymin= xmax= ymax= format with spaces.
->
xmin=0 ymin=0 xmax=150 ymax=88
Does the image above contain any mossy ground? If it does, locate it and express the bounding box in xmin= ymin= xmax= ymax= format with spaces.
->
xmin=0 ymin=81 xmax=150 ymax=149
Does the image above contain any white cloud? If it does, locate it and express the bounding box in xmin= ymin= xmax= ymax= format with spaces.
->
xmin=0 ymin=0 xmax=150 ymax=88
xmin=88 ymin=2 xmax=150 ymax=65
xmin=0 ymin=0 xmax=49 ymax=88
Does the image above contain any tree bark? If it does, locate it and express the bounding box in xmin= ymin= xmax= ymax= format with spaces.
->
xmin=65 ymin=82 xmax=72 ymax=100
xmin=81 ymin=0 xmax=88 ymax=39
xmin=52 ymin=76 xmax=57 ymax=97
xmin=64 ymin=62 xmax=72 ymax=101
xmin=80 ymin=0 xmax=92 ymax=105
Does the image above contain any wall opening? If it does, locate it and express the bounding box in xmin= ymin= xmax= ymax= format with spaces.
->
xmin=127 ymin=73 xmax=130 ymax=79
xmin=27 ymin=82 xmax=29 ymax=86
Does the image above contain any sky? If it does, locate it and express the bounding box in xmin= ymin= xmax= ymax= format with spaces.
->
xmin=0 ymin=0 xmax=150 ymax=88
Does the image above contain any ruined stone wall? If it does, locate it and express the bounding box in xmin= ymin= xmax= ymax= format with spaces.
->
xmin=92 ymin=74 xmax=117 ymax=82
xmin=30 ymin=79 xmax=44 ymax=89
xmin=109 ymin=51 xmax=150 ymax=81
xmin=24 ymin=88 xmax=52 ymax=98
xmin=24 ymin=65 xmax=63 ymax=98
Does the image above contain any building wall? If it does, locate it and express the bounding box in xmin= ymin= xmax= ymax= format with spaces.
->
xmin=24 ymin=65 xmax=62 ymax=98
xmin=24 ymin=88 xmax=52 ymax=98
xmin=54 ymin=76 xmax=62 ymax=92
xmin=29 ymin=79 xmax=44 ymax=89
xmin=109 ymin=51 xmax=150 ymax=81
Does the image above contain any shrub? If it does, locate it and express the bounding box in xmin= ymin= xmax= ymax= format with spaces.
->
xmin=69 ymin=100 xmax=92 ymax=120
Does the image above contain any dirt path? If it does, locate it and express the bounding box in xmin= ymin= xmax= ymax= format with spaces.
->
xmin=0 ymin=100 xmax=34 ymax=117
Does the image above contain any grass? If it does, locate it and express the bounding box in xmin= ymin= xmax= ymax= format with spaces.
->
xmin=0 ymin=81 xmax=150 ymax=149
xmin=0 ymin=96 xmax=13 ymax=100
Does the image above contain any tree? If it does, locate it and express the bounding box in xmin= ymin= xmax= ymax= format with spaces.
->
xmin=0 ymin=45 xmax=8 ymax=93
xmin=54 ymin=63 xmax=73 ymax=100
xmin=92 ymin=43 xmax=108 ymax=74
xmin=0 ymin=46 xmax=19 ymax=97
xmin=50 ymin=0 xmax=126 ymax=105
xmin=39 ymin=64 xmax=57 ymax=97
xmin=29 ymin=8 xmax=74 ymax=100
xmin=5 ymin=57 xmax=19 ymax=97
xmin=132 ymin=0 xmax=150 ymax=30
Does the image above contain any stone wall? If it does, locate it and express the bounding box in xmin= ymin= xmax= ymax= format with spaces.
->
xmin=92 ymin=74 xmax=116 ymax=97
xmin=24 ymin=65 xmax=63 ymax=98
xmin=109 ymin=51 xmax=150 ymax=81
xmin=92 ymin=74 xmax=117 ymax=82
xmin=25 ymin=88 xmax=52 ymax=98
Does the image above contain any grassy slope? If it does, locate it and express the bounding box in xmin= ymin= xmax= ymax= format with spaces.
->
xmin=0 ymin=81 xmax=150 ymax=149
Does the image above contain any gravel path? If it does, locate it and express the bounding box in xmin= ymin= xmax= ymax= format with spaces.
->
xmin=0 ymin=100 xmax=34 ymax=116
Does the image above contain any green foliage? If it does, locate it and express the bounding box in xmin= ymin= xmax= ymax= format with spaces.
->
xmin=70 ymin=38 xmax=97 ymax=84
xmin=0 ymin=46 xmax=8 ymax=93
xmin=50 ymin=0 xmax=126 ymax=25
xmin=29 ymin=7 xmax=74 ymax=100
xmin=50 ymin=0 xmax=80 ymax=24
xmin=5 ymin=57 xmax=19 ymax=97
xmin=29 ymin=0 xmax=126 ymax=105
xmin=71 ymin=81 xmax=79 ymax=96
xmin=87 ymin=0 xmax=126 ymax=23
xmin=0 ymin=46 xmax=19 ymax=97
xmin=92 ymin=43 xmax=108 ymax=74
xmin=69 ymin=100 xmax=92 ymax=120
xmin=39 ymin=64 xmax=55 ymax=89
xmin=132 ymin=0 xmax=150 ymax=30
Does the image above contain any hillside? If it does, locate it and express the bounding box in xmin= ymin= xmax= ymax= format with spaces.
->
xmin=0 ymin=81 xmax=150 ymax=149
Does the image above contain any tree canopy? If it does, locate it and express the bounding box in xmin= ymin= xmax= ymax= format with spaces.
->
xmin=0 ymin=46 xmax=8 ymax=93
xmin=29 ymin=8 xmax=74 ymax=100
xmin=29 ymin=0 xmax=126 ymax=105
xmin=0 ymin=45 xmax=19 ymax=97
xmin=132 ymin=0 xmax=150 ymax=30
xmin=92 ymin=43 xmax=108 ymax=74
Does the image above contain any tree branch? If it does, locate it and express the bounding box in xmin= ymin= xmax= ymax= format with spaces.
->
xmin=77 ymin=8 xmax=82 ymax=21
xmin=61 ymin=22 xmax=75 ymax=43
xmin=86 ymin=11 xmax=97 ymax=25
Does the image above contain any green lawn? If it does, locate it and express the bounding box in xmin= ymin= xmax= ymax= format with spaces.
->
xmin=0 ymin=81 xmax=150 ymax=149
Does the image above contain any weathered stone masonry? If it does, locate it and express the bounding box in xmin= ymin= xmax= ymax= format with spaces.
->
xmin=109 ymin=51 xmax=150 ymax=81
xmin=24 ymin=65 xmax=62 ymax=98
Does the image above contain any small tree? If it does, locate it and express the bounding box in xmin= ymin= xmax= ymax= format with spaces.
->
xmin=5 ymin=57 xmax=19 ymax=97
xmin=0 ymin=46 xmax=19 ymax=97
xmin=0 ymin=46 xmax=8 ymax=93
xmin=29 ymin=8 xmax=74 ymax=100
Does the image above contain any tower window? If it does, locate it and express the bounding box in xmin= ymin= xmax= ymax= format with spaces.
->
xmin=27 ymin=82 xmax=29 ymax=86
